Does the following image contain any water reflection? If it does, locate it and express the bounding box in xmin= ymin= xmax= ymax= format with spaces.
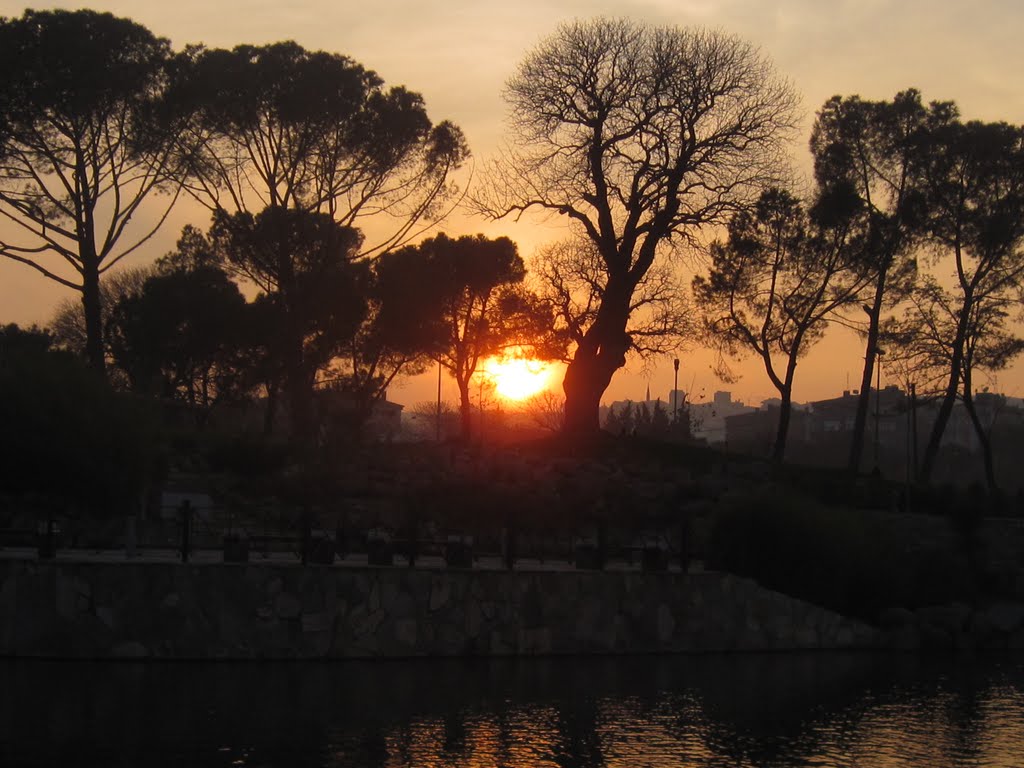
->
xmin=0 ymin=654 xmax=1021 ymax=767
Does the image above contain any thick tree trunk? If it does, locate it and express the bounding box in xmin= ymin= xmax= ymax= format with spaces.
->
xmin=562 ymin=282 xmax=632 ymax=436
xmin=563 ymin=353 xmax=610 ymax=434
xmin=849 ymin=275 xmax=885 ymax=475
xmin=81 ymin=261 xmax=106 ymax=379
xmin=563 ymin=332 xmax=629 ymax=435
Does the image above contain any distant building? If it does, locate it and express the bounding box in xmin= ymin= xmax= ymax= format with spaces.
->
xmin=687 ymin=391 xmax=755 ymax=444
xmin=724 ymin=404 xmax=812 ymax=458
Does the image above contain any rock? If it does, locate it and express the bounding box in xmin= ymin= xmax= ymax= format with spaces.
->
xmin=96 ymin=606 xmax=116 ymax=631
xmin=394 ymin=618 xmax=417 ymax=647
xmin=916 ymin=602 xmax=971 ymax=634
xmin=465 ymin=601 xmax=482 ymax=639
xmin=429 ymin=577 xmax=451 ymax=612
xmin=984 ymin=602 xmax=1024 ymax=633
xmin=302 ymin=611 xmax=329 ymax=633
xmin=273 ymin=592 xmax=301 ymax=620
xmin=878 ymin=606 xmax=916 ymax=628
xmin=657 ymin=604 xmax=675 ymax=643
xmin=354 ymin=608 xmax=386 ymax=638
xmin=887 ymin=624 xmax=921 ymax=651
xmin=111 ymin=641 xmax=148 ymax=658
xmin=918 ymin=622 xmax=953 ymax=651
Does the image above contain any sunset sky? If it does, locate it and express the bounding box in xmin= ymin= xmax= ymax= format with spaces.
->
xmin=2 ymin=0 xmax=1023 ymax=409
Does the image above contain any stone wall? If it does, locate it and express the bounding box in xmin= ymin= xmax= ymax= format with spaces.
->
xmin=0 ymin=559 xmax=880 ymax=659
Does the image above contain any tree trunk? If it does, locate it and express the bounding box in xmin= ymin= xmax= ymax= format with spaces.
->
xmin=563 ymin=343 xmax=624 ymax=435
xmin=563 ymin=358 xmax=606 ymax=434
xmin=562 ymin=284 xmax=631 ymax=436
xmin=457 ymin=377 xmax=473 ymax=441
xmin=962 ymin=389 xmax=998 ymax=493
xmin=772 ymin=387 xmax=793 ymax=464
xmin=81 ymin=261 xmax=106 ymax=379
xmin=848 ymin=275 xmax=885 ymax=475
xmin=920 ymin=298 xmax=972 ymax=484
xmin=263 ymin=381 xmax=279 ymax=435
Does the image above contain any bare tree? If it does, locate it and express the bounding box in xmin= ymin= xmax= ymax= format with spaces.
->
xmin=533 ymin=237 xmax=691 ymax=365
xmin=476 ymin=18 xmax=798 ymax=433
xmin=517 ymin=389 xmax=566 ymax=433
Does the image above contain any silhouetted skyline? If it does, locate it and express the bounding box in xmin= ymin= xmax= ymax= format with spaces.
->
xmin=2 ymin=0 xmax=1023 ymax=409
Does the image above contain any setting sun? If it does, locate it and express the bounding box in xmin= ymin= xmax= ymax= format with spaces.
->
xmin=482 ymin=357 xmax=553 ymax=401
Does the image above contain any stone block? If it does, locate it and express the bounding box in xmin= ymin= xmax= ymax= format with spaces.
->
xmin=394 ymin=618 xmax=418 ymax=648
xmin=657 ymin=604 xmax=675 ymax=644
xmin=916 ymin=602 xmax=971 ymax=634
xmin=302 ymin=611 xmax=330 ymax=633
xmin=429 ymin=576 xmax=451 ymax=612
xmin=985 ymin=602 xmax=1024 ymax=633
xmin=273 ymin=592 xmax=301 ymax=620
xmin=111 ymin=641 xmax=149 ymax=658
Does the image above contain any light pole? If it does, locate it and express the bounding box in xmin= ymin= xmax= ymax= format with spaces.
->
xmin=673 ymin=358 xmax=680 ymax=426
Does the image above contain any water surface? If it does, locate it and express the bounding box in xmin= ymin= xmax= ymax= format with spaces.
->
xmin=1 ymin=654 xmax=1022 ymax=767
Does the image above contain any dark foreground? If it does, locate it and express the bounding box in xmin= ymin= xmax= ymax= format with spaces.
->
xmin=1 ymin=653 xmax=1022 ymax=767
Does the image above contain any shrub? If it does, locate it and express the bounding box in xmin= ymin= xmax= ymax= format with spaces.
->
xmin=706 ymin=484 xmax=977 ymax=622
xmin=0 ymin=349 xmax=160 ymax=517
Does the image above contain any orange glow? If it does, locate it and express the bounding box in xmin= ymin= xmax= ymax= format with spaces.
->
xmin=482 ymin=356 xmax=553 ymax=401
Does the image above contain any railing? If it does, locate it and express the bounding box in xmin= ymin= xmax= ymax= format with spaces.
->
xmin=0 ymin=500 xmax=692 ymax=573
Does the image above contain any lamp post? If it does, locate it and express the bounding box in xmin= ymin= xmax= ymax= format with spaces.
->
xmin=673 ymin=358 xmax=680 ymax=426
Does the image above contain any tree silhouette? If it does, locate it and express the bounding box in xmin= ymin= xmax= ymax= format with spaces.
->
xmin=210 ymin=206 xmax=368 ymax=443
xmin=106 ymin=263 xmax=251 ymax=416
xmin=476 ymin=18 xmax=797 ymax=434
xmin=397 ymin=233 xmax=561 ymax=438
xmin=694 ymin=188 xmax=868 ymax=462
xmin=811 ymin=90 xmax=948 ymax=474
xmin=893 ymin=119 xmax=1024 ymax=488
xmin=0 ymin=9 xmax=185 ymax=377
xmin=172 ymin=41 xmax=468 ymax=255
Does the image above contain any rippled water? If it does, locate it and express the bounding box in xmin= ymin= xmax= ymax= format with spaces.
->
xmin=1 ymin=654 xmax=1022 ymax=767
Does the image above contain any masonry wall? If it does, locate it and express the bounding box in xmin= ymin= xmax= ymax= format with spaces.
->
xmin=0 ymin=560 xmax=880 ymax=659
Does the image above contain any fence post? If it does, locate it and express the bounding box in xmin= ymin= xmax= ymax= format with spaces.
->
xmin=179 ymin=499 xmax=193 ymax=563
xmin=300 ymin=503 xmax=312 ymax=566
xmin=407 ymin=510 xmax=418 ymax=568
xmin=503 ymin=520 xmax=516 ymax=570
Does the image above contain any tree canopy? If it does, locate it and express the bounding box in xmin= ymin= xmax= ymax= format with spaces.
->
xmin=477 ymin=18 xmax=798 ymax=433
xmin=0 ymin=9 xmax=186 ymax=376
xmin=174 ymin=41 xmax=469 ymax=255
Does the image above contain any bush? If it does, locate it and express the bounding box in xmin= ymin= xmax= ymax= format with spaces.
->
xmin=706 ymin=484 xmax=977 ymax=622
xmin=0 ymin=349 xmax=161 ymax=517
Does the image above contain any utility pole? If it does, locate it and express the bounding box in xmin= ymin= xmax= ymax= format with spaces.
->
xmin=435 ymin=359 xmax=442 ymax=442
xmin=673 ymin=358 xmax=680 ymax=423
xmin=909 ymin=382 xmax=918 ymax=482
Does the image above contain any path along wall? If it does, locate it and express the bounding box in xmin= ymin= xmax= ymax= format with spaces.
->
xmin=0 ymin=560 xmax=879 ymax=659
